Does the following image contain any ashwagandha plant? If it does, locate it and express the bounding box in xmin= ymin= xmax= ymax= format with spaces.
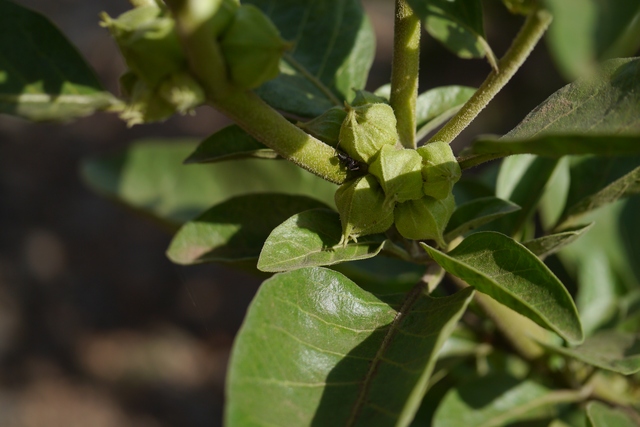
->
xmin=2 ymin=0 xmax=640 ymax=425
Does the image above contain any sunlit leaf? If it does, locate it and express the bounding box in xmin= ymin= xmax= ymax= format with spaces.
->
xmin=166 ymin=194 xmax=328 ymax=264
xmin=226 ymin=267 xmax=474 ymax=427
xmin=423 ymin=232 xmax=583 ymax=344
xmin=257 ymin=209 xmax=390 ymax=272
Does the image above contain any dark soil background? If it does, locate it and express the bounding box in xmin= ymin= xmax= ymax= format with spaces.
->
xmin=0 ymin=1 xmax=565 ymax=426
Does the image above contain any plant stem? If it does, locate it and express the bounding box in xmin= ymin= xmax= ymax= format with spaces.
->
xmin=212 ymin=92 xmax=350 ymax=184
xmin=390 ymin=0 xmax=421 ymax=149
xmin=167 ymin=0 xmax=350 ymax=184
xmin=428 ymin=8 xmax=553 ymax=145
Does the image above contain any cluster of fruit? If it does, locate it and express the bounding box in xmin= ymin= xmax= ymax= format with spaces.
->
xmin=102 ymin=0 xmax=288 ymax=125
xmin=300 ymin=92 xmax=461 ymax=247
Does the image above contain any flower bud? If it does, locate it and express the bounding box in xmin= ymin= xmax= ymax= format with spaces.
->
xmin=335 ymin=175 xmax=395 ymax=245
xmin=394 ymin=193 xmax=455 ymax=247
xmin=220 ymin=5 xmax=290 ymax=89
xmin=211 ymin=0 xmax=240 ymax=39
xmin=368 ymin=145 xmax=423 ymax=206
xmin=416 ymin=141 xmax=461 ymax=200
xmin=101 ymin=6 xmax=184 ymax=88
xmin=297 ymin=107 xmax=347 ymax=147
xmin=339 ymin=103 xmax=399 ymax=164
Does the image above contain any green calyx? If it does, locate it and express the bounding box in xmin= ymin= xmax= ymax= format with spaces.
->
xmin=351 ymin=89 xmax=389 ymax=107
xmin=335 ymin=175 xmax=395 ymax=245
xmin=417 ymin=141 xmax=461 ymax=200
xmin=339 ymin=102 xmax=399 ymax=164
xmin=394 ymin=193 xmax=455 ymax=247
xmin=369 ymin=145 xmax=424 ymax=206
xmin=220 ymin=5 xmax=290 ymax=89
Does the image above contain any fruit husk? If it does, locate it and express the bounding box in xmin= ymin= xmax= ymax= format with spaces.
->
xmin=393 ymin=193 xmax=455 ymax=247
xmin=335 ymin=175 xmax=395 ymax=245
xmin=417 ymin=141 xmax=461 ymax=200
xmin=339 ymin=103 xmax=399 ymax=164
xmin=369 ymin=145 xmax=424 ymax=206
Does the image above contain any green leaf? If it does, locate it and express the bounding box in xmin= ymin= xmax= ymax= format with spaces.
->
xmin=541 ymin=331 xmax=640 ymax=375
xmin=422 ymin=232 xmax=584 ymax=344
xmin=558 ymin=166 xmax=640 ymax=228
xmin=408 ymin=0 xmax=496 ymax=67
xmin=375 ymin=84 xmax=476 ymax=130
xmin=444 ymin=197 xmax=521 ymax=242
xmin=166 ymin=194 xmax=328 ymax=264
xmin=0 ymin=0 xmax=118 ymax=120
xmin=332 ymin=257 xmax=426 ymax=294
xmin=257 ymin=209 xmax=390 ymax=272
xmin=80 ymin=140 xmax=338 ymax=228
xmin=586 ymin=401 xmax=640 ymax=427
xmin=184 ymin=125 xmax=278 ymax=164
xmin=575 ymin=251 xmax=619 ymax=336
xmin=503 ymin=58 xmax=640 ymax=139
xmin=433 ymin=373 xmax=583 ymax=427
xmin=471 ymin=134 xmax=640 ymax=159
xmin=494 ymin=155 xmax=560 ymax=237
xmin=523 ymin=223 xmax=593 ymax=259
xmin=226 ymin=267 xmax=474 ymax=427
xmin=544 ymin=0 xmax=640 ymax=80
xmin=247 ymin=0 xmax=375 ymax=117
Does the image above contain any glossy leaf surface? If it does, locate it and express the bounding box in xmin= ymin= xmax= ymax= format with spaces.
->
xmin=184 ymin=125 xmax=278 ymax=164
xmin=166 ymin=194 xmax=328 ymax=264
xmin=444 ymin=197 xmax=521 ymax=242
xmin=226 ymin=267 xmax=474 ymax=427
xmin=433 ymin=373 xmax=581 ymax=427
xmin=247 ymin=0 xmax=375 ymax=117
xmin=541 ymin=331 xmax=640 ymax=374
xmin=257 ymin=209 xmax=388 ymax=272
xmin=0 ymin=0 xmax=117 ymax=120
xmin=423 ymin=232 xmax=583 ymax=344
xmin=81 ymin=140 xmax=338 ymax=228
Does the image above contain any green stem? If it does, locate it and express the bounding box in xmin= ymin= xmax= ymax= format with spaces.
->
xmin=428 ymin=8 xmax=553 ymax=145
xmin=212 ymin=92 xmax=349 ymax=184
xmin=167 ymin=0 xmax=350 ymax=184
xmin=390 ymin=0 xmax=421 ymax=149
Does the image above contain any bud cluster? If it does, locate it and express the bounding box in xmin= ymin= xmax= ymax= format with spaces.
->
xmin=301 ymin=92 xmax=461 ymax=247
xmin=102 ymin=0 xmax=288 ymax=125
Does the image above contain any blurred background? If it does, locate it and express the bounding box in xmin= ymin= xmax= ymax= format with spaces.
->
xmin=0 ymin=1 xmax=566 ymax=426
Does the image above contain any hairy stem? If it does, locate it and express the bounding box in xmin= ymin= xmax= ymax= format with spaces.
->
xmin=212 ymin=92 xmax=350 ymax=184
xmin=429 ymin=8 xmax=553 ymax=145
xmin=390 ymin=0 xmax=421 ymax=149
xmin=167 ymin=0 xmax=350 ymax=184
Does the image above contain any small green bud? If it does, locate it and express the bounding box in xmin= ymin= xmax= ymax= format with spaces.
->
xmin=416 ymin=141 xmax=461 ymax=200
xmin=101 ymin=6 xmax=184 ymax=88
xmin=297 ymin=107 xmax=347 ymax=147
xmin=220 ymin=5 xmax=289 ymax=89
xmin=339 ymin=103 xmax=399 ymax=164
xmin=351 ymin=90 xmax=389 ymax=107
xmin=335 ymin=175 xmax=395 ymax=245
xmin=394 ymin=193 xmax=455 ymax=247
xmin=210 ymin=0 xmax=240 ymax=39
xmin=369 ymin=145 xmax=423 ymax=206
xmin=158 ymin=71 xmax=205 ymax=113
